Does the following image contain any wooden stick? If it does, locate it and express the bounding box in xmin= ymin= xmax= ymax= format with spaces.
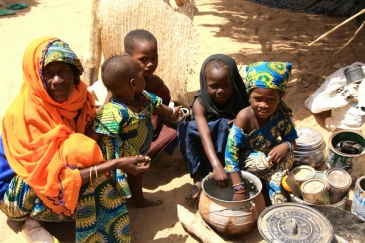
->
xmin=177 ymin=204 xmax=225 ymax=243
xmin=308 ymin=9 xmax=365 ymax=46
xmin=334 ymin=20 xmax=365 ymax=55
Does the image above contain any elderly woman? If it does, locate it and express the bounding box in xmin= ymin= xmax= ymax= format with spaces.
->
xmin=0 ymin=37 xmax=150 ymax=243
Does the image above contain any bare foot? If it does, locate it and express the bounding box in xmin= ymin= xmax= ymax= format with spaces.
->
xmin=135 ymin=198 xmax=164 ymax=208
xmin=21 ymin=218 xmax=56 ymax=243
xmin=185 ymin=181 xmax=202 ymax=200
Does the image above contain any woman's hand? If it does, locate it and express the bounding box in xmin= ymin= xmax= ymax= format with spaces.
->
xmin=213 ymin=166 xmax=229 ymax=188
xmin=268 ymin=143 xmax=290 ymax=164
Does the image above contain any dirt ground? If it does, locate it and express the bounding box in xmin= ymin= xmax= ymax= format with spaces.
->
xmin=1 ymin=0 xmax=365 ymax=242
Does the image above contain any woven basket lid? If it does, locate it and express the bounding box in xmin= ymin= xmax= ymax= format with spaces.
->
xmin=258 ymin=203 xmax=333 ymax=243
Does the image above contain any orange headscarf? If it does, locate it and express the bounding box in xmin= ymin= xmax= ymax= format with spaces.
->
xmin=1 ymin=37 xmax=104 ymax=216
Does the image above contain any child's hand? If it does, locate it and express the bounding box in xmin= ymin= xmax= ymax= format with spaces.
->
xmin=227 ymin=118 xmax=235 ymax=131
xmin=268 ymin=143 xmax=290 ymax=164
xmin=171 ymin=105 xmax=182 ymax=119
xmin=213 ymin=167 xmax=229 ymax=188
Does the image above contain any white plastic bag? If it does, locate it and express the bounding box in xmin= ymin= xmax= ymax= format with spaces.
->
xmin=324 ymin=102 xmax=365 ymax=131
xmin=305 ymin=62 xmax=365 ymax=113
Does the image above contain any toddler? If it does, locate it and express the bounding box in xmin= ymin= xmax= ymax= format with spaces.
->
xmin=89 ymin=54 xmax=180 ymax=207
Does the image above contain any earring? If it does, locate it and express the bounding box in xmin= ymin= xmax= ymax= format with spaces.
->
xmin=133 ymin=87 xmax=135 ymax=92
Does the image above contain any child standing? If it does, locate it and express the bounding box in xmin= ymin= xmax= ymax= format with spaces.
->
xmin=89 ymin=54 xmax=181 ymax=208
xmin=178 ymin=54 xmax=250 ymax=200
xmin=225 ymin=62 xmax=298 ymax=204
xmin=124 ymin=29 xmax=178 ymax=162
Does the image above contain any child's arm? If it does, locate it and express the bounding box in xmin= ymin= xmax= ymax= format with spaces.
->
xmin=226 ymin=109 xmax=250 ymax=200
xmin=193 ymin=100 xmax=228 ymax=188
xmin=156 ymin=103 xmax=181 ymax=119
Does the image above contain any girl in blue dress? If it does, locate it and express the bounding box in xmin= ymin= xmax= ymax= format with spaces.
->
xmin=225 ymin=62 xmax=298 ymax=204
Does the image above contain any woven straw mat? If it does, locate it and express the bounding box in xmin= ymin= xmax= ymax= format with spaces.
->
xmin=96 ymin=0 xmax=198 ymax=107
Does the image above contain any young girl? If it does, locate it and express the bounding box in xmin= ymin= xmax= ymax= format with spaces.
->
xmin=124 ymin=29 xmax=178 ymax=162
xmin=225 ymin=62 xmax=298 ymax=204
xmin=88 ymin=54 xmax=181 ymax=208
xmin=178 ymin=54 xmax=250 ymax=200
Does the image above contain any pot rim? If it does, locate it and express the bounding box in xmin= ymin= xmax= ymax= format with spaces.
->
xmin=325 ymin=168 xmax=352 ymax=189
xmin=201 ymin=171 xmax=262 ymax=203
xmin=328 ymin=130 xmax=365 ymax=157
xmin=300 ymin=178 xmax=328 ymax=195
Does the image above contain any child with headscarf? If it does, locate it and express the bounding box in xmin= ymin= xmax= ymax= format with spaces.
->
xmin=178 ymin=54 xmax=250 ymax=200
xmin=225 ymin=62 xmax=298 ymax=204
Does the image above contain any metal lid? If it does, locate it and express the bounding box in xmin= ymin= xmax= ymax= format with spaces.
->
xmin=301 ymin=179 xmax=327 ymax=194
xmin=295 ymin=128 xmax=324 ymax=150
xmin=326 ymin=168 xmax=351 ymax=188
xmin=258 ymin=203 xmax=333 ymax=243
xmin=292 ymin=165 xmax=315 ymax=182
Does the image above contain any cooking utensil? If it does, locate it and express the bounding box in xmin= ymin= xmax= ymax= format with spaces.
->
xmin=286 ymin=171 xmax=302 ymax=198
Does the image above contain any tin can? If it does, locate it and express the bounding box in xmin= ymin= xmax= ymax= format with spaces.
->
xmin=291 ymin=165 xmax=316 ymax=187
xmin=300 ymin=178 xmax=328 ymax=205
xmin=325 ymin=168 xmax=351 ymax=204
xmin=351 ymin=175 xmax=365 ymax=221
xmin=327 ymin=130 xmax=365 ymax=186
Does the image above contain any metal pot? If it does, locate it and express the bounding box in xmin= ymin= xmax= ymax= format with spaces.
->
xmin=199 ymin=171 xmax=266 ymax=235
xmin=344 ymin=65 xmax=365 ymax=84
xmin=293 ymin=128 xmax=326 ymax=168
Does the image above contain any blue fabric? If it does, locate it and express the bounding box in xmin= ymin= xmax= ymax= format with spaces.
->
xmin=177 ymin=118 xmax=232 ymax=177
xmin=0 ymin=136 xmax=15 ymax=199
xmin=250 ymin=0 xmax=365 ymax=17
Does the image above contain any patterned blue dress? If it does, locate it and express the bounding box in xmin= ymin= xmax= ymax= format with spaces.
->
xmin=225 ymin=106 xmax=298 ymax=204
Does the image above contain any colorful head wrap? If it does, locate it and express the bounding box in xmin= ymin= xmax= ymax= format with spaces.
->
xmin=245 ymin=62 xmax=292 ymax=93
xmin=2 ymin=37 xmax=103 ymax=216
xmin=43 ymin=40 xmax=84 ymax=74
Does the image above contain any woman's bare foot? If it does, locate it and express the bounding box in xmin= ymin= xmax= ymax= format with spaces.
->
xmin=185 ymin=181 xmax=202 ymax=200
xmin=21 ymin=218 xmax=56 ymax=243
xmin=135 ymin=198 xmax=163 ymax=208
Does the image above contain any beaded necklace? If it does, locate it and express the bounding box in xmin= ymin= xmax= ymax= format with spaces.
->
xmin=114 ymin=94 xmax=147 ymax=112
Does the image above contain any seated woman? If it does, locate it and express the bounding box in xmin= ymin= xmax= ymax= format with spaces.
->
xmin=0 ymin=37 xmax=150 ymax=243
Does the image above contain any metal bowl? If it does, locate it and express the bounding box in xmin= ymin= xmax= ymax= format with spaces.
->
xmin=344 ymin=65 xmax=365 ymax=84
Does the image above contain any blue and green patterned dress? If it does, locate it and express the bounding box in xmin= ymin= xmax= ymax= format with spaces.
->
xmin=225 ymin=105 xmax=298 ymax=204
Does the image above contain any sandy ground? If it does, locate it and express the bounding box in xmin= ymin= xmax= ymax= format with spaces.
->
xmin=1 ymin=0 xmax=365 ymax=242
